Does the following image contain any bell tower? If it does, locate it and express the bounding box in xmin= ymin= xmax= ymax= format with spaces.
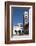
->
xmin=24 ymin=11 xmax=29 ymax=34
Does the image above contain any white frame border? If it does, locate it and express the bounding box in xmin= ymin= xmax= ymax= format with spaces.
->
xmin=10 ymin=5 xmax=32 ymax=41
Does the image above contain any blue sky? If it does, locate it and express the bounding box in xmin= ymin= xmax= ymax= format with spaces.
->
xmin=11 ymin=7 xmax=29 ymax=26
